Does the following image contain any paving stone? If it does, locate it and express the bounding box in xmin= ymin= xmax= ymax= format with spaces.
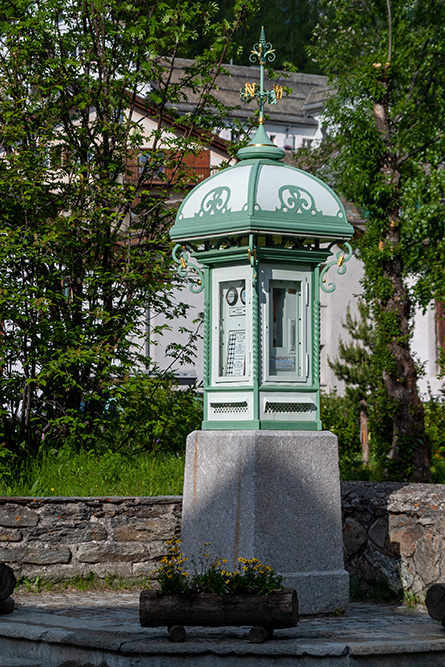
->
xmin=0 ymin=592 xmax=443 ymax=665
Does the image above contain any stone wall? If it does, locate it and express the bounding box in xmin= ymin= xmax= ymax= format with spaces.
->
xmin=1 ymin=483 xmax=445 ymax=598
xmin=0 ymin=496 xmax=182 ymax=583
xmin=342 ymin=481 xmax=445 ymax=597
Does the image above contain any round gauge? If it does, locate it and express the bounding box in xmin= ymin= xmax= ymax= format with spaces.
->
xmin=240 ymin=287 xmax=246 ymax=304
xmin=226 ymin=287 xmax=238 ymax=306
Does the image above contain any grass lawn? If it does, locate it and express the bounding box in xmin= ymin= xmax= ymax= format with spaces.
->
xmin=0 ymin=446 xmax=185 ymax=497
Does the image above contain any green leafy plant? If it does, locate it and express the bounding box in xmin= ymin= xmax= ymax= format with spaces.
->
xmin=96 ymin=375 xmax=203 ymax=455
xmin=304 ymin=0 xmax=445 ymax=481
xmin=0 ymin=0 xmax=257 ymax=459
xmin=155 ymin=539 xmax=283 ymax=595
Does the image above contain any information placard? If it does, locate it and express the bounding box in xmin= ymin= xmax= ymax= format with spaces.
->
xmin=226 ymin=330 xmax=246 ymax=376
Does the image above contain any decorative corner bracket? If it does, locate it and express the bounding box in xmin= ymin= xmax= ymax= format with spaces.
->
xmin=172 ymin=244 xmax=204 ymax=294
xmin=320 ymin=242 xmax=353 ymax=293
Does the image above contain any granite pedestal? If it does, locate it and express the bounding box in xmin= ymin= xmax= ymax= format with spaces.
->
xmin=181 ymin=430 xmax=349 ymax=615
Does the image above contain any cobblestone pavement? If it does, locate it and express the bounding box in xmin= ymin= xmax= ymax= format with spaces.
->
xmin=1 ymin=590 xmax=445 ymax=665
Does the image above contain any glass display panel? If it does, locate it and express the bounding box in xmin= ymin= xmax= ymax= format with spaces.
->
xmin=269 ymin=280 xmax=303 ymax=377
xmin=219 ymin=279 xmax=246 ymax=377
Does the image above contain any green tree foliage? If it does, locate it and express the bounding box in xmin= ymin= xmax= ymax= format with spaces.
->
xmin=215 ymin=0 xmax=321 ymax=72
xmin=310 ymin=0 xmax=445 ymax=480
xmin=0 ymin=0 xmax=257 ymax=455
xmin=328 ymin=301 xmax=376 ymax=406
xmin=325 ymin=300 xmax=392 ymax=474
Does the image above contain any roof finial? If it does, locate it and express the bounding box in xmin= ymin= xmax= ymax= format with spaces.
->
xmin=237 ymin=27 xmax=285 ymax=161
xmin=240 ymin=27 xmax=283 ymax=125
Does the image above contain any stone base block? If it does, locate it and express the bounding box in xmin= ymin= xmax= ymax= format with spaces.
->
xmin=181 ymin=430 xmax=349 ymax=615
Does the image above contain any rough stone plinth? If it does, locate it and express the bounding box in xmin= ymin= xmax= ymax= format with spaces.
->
xmin=181 ymin=430 xmax=349 ymax=614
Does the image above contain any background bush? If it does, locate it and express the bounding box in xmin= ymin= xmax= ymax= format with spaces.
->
xmin=321 ymin=389 xmax=445 ymax=481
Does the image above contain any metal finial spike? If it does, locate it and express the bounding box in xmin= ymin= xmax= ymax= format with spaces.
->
xmin=240 ymin=26 xmax=282 ymax=125
xmin=259 ymin=26 xmax=267 ymax=55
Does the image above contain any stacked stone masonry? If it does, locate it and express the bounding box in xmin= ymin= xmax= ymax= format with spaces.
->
xmin=0 ymin=482 xmax=444 ymax=598
xmin=342 ymin=482 xmax=445 ymax=597
xmin=0 ymin=496 xmax=182 ymax=583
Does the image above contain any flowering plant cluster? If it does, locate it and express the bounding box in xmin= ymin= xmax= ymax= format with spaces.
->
xmin=155 ymin=539 xmax=283 ymax=596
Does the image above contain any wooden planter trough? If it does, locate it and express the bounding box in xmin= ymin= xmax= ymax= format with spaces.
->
xmin=139 ymin=588 xmax=298 ymax=643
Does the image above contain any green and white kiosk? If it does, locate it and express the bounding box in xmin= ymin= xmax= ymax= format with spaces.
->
xmin=171 ymin=30 xmax=353 ymax=615
xmin=171 ymin=125 xmax=353 ymax=431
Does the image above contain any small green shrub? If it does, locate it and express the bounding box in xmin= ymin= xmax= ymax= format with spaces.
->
xmin=322 ymin=389 xmax=445 ymax=482
xmin=320 ymin=390 xmax=361 ymax=454
xmin=155 ymin=540 xmax=283 ymax=595
xmin=86 ymin=375 xmax=203 ymax=456
xmin=426 ymin=389 xmax=445 ymax=482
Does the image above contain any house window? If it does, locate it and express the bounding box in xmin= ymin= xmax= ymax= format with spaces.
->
xmin=302 ymin=138 xmax=313 ymax=148
xmin=138 ymin=151 xmax=149 ymax=177
xmin=284 ymin=136 xmax=296 ymax=150
xmin=262 ymin=266 xmax=311 ymax=383
xmin=139 ymin=151 xmax=165 ymax=179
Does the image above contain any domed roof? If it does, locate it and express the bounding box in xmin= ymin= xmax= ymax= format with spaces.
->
xmin=170 ymin=126 xmax=353 ymax=243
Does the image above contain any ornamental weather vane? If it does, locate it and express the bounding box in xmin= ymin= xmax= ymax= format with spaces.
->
xmin=240 ymin=27 xmax=283 ymax=124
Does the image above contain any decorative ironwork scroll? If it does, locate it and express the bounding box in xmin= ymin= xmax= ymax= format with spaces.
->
xmin=172 ymin=244 xmax=205 ymax=294
xmin=320 ymin=242 xmax=353 ymax=293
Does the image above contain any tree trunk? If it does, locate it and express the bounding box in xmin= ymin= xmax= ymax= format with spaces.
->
xmin=372 ymin=85 xmax=431 ymax=482
xmin=140 ymin=589 xmax=298 ymax=630
xmin=379 ymin=213 xmax=430 ymax=481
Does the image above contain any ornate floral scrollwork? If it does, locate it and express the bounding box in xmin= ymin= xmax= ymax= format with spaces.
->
xmin=320 ymin=242 xmax=353 ymax=294
xmin=172 ymin=244 xmax=205 ymax=294
xmin=276 ymin=185 xmax=323 ymax=219
xmin=196 ymin=186 xmax=231 ymax=218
